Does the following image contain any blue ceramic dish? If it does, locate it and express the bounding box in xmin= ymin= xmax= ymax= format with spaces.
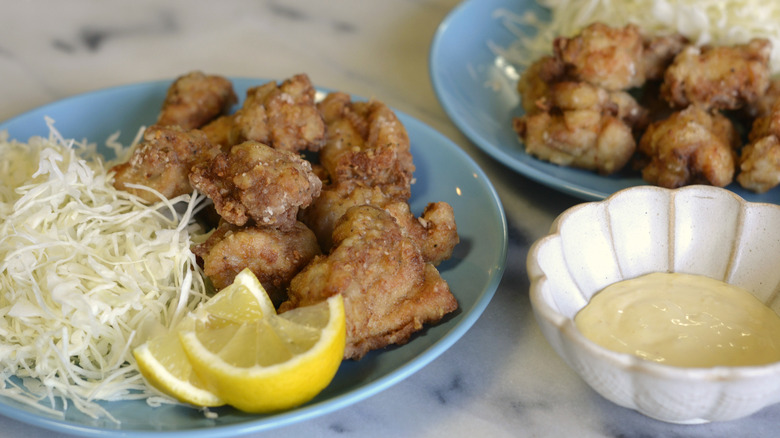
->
xmin=0 ymin=78 xmax=508 ymax=436
xmin=430 ymin=0 xmax=780 ymax=203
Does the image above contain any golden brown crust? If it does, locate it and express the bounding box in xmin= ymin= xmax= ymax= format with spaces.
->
xmin=193 ymin=220 xmax=320 ymax=305
xmin=156 ymin=71 xmax=237 ymax=130
xmin=554 ymin=22 xmax=646 ymax=91
xmin=299 ymin=180 xmax=458 ymax=265
xmin=317 ymin=92 xmax=415 ymax=199
xmin=638 ymin=105 xmax=740 ymax=188
xmin=111 ymin=125 xmax=221 ymax=202
xmin=189 ymin=140 xmax=322 ymax=229
xmin=282 ymin=205 xmax=457 ymax=360
xmin=661 ymin=39 xmax=772 ymax=111
xmin=201 ymin=73 xmax=326 ymax=153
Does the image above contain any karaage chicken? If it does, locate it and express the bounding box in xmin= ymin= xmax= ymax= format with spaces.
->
xmin=281 ymin=205 xmax=458 ymax=360
xmin=299 ymin=180 xmax=458 ymax=265
xmin=746 ymin=77 xmax=780 ymax=119
xmin=513 ymin=81 xmax=644 ymax=175
xmin=738 ymin=99 xmax=780 ymax=193
xmin=553 ymin=22 xmax=646 ymax=91
xmin=192 ymin=220 xmax=320 ymax=305
xmin=111 ymin=125 xmax=221 ymax=202
xmin=189 ymin=140 xmax=322 ymax=229
xmin=516 ymin=55 xmax=565 ymax=115
xmin=317 ymin=92 xmax=415 ymax=199
xmin=202 ymin=73 xmax=326 ymax=153
xmin=638 ymin=105 xmax=740 ymax=188
xmin=661 ymin=38 xmax=772 ymax=111
xmin=156 ymin=71 xmax=237 ymax=130
xmin=641 ymin=33 xmax=689 ymax=81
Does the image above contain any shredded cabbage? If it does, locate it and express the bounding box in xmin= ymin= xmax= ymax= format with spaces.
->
xmin=0 ymin=119 xmax=210 ymax=422
xmin=493 ymin=0 xmax=780 ymax=74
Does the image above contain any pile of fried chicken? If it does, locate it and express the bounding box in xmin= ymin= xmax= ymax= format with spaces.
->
xmin=111 ymin=72 xmax=459 ymax=360
xmin=514 ymin=22 xmax=780 ymax=193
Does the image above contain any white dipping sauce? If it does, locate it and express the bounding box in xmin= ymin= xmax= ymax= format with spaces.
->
xmin=575 ymin=272 xmax=780 ymax=367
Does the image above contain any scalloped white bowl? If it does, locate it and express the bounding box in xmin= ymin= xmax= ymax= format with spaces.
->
xmin=527 ymin=185 xmax=780 ymax=424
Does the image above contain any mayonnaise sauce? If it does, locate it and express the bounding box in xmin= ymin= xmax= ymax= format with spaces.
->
xmin=575 ymin=272 xmax=780 ymax=367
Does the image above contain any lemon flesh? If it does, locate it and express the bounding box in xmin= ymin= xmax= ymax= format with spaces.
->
xmin=133 ymin=268 xmax=344 ymax=411
xmin=133 ymin=320 xmax=225 ymax=407
xmin=177 ymin=268 xmax=345 ymax=413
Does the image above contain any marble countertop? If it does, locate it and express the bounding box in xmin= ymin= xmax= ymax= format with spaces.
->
xmin=2 ymin=0 xmax=780 ymax=437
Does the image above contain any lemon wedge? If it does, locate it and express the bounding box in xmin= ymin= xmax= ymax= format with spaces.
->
xmin=133 ymin=269 xmax=275 ymax=407
xmin=178 ymin=269 xmax=346 ymax=413
xmin=133 ymin=321 xmax=225 ymax=407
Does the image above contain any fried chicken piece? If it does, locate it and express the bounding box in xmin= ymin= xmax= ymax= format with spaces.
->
xmin=642 ymin=33 xmax=688 ymax=81
xmin=519 ymin=61 xmax=648 ymax=128
xmin=554 ymin=22 xmax=646 ymax=91
xmin=606 ymin=89 xmax=651 ymax=132
xmin=745 ymin=77 xmax=780 ymax=119
xmin=111 ymin=125 xmax=221 ymax=202
xmin=192 ymin=220 xmax=320 ymax=306
xmin=200 ymin=115 xmax=236 ymax=152
xmin=299 ymin=181 xmax=391 ymax=250
xmin=383 ymin=200 xmax=458 ymax=267
xmin=738 ymin=100 xmax=780 ymax=193
xmin=638 ymin=105 xmax=740 ymax=188
xmin=549 ymin=81 xmax=648 ymax=131
xmin=156 ymin=71 xmax=237 ymax=130
xmin=299 ymin=180 xmax=458 ymax=265
xmin=513 ymin=81 xmax=642 ymax=175
xmin=202 ymin=74 xmax=326 ymax=153
xmin=514 ymin=111 xmax=635 ymax=175
xmin=517 ymin=55 xmax=565 ymax=115
xmin=317 ymin=92 xmax=415 ymax=199
xmin=189 ymin=140 xmax=322 ymax=229
xmin=661 ymin=38 xmax=772 ymax=111
xmin=747 ymin=100 xmax=780 ymax=141
xmin=281 ymin=205 xmax=458 ymax=360
xmin=738 ymin=136 xmax=780 ymax=193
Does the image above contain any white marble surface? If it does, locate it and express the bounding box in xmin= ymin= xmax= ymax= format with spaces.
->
xmin=2 ymin=0 xmax=780 ymax=437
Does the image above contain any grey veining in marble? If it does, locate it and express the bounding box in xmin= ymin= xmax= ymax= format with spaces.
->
xmin=2 ymin=0 xmax=780 ymax=437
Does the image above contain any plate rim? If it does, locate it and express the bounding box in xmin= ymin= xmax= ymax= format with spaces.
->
xmin=0 ymin=77 xmax=509 ymax=437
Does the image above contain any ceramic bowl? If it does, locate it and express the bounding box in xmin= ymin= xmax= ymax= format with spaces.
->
xmin=527 ymin=185 xmax=780 ymax=423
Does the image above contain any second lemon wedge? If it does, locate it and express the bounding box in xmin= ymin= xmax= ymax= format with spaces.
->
xmin=134 ymin=268 xmax=346 ymax=412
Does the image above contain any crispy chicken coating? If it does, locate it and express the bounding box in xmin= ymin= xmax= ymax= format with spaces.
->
xmin=554 ymin=22 xmax=646 ymax=91
xmin=661 ymin=38 xmax=772 ymax=111
xmin=199 ymin=115 xmax=235 ymax=152
xmin=281 ymin=205 xmax=458 ymax=360
xmin=192 ymin=220 xmax=320 ymax=306
xmin=516 ymin=55 xmax=565 ymax=115
xmin=641 ymin=33 xmax=688 ymax=81
xmin=202 ymin=74 xmax=326 ymax=153
xmin=299 ymin=180 xmax=458 ymax=265
xmin=189 ymin=140 xmax=322 ymax=229
xmin=514 ymin=111 xmax=635 ymax=175
xmin=513 ymin=81 xmax=644 ymax=175
xmin=519 ymin=30 xmax=684 ymax=115
xmin=299 ymin=181 xmax=390 ymax=250
xmin=638 ymin=105 xmax=740 ymax=188
xmin=738 ymin=99 xmax=780 ymax=193
xmin=550 ymin=81 xmax=648 ymax=130
xmin=746 ymin=77 xmax=780 ymax=119
xmin=111 ymin=125 xmax=221 ymax=202
xmin=156 ymin=71 xmax=237 ymax=130
xmin=738 ymin=136 xmax=780 ymax=194
xmin=317 ymin=92 xmax=415 ymax=199
xmin=383 ymin=200 xmax=458 ymax=267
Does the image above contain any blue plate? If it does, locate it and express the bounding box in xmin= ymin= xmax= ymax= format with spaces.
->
xmin=0 ymin=78 xmax=508 ymax=436
xmin=430 ymin=0 xmax=780 ymax=203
